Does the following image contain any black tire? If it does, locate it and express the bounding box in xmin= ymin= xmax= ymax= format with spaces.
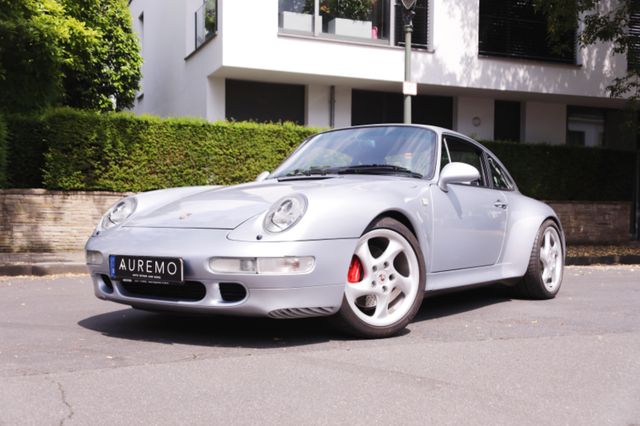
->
xmin=514 ymin=219 xmax=564 ymax=300
xmin=332 ymin=217 xmax=426 ymax=338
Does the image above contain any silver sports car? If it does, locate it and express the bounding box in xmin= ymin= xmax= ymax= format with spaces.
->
xmin=85 ymin=124 xmax=565 ymax=338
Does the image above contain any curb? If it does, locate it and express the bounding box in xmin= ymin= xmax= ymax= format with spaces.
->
xmin=566 ymin=255 xmax=640 ymax=266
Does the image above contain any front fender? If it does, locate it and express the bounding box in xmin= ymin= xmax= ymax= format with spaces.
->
xmin=227 ymin=183 xmax=425 ymax=243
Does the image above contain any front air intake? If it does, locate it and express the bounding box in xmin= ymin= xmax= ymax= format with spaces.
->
xmin=268 ymin=307 xmax=335 ymax=319
xmin=219 ymin=283 xmax=247 ymax=303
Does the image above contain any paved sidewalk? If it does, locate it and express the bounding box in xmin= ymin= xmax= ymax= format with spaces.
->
xmin=1 ymin=246 xmax=639 ymax=277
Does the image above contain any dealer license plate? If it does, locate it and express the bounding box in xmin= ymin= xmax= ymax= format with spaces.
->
xmin=109 ymin=255 xmax=184 ymax=283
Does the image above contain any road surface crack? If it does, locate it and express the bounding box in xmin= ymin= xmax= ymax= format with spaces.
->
xmin=46 ymin=377 xmax=74 ymax=425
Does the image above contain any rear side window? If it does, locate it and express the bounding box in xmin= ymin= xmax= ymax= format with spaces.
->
xmin=487 ymin=156 xmax=515 ymax=190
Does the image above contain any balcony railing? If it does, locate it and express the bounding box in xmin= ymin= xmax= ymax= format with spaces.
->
xmin=195 ymin=0 xmax=217 ymax=50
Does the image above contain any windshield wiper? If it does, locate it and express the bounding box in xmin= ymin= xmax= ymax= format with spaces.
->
xmin=331 ymin=164 xmax=423 ymax=179
xmin=285 ymin=167 xmax=331 ymax=177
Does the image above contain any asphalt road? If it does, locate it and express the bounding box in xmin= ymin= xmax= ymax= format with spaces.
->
xmin=1 ymin=266 xmax=639 ymax=425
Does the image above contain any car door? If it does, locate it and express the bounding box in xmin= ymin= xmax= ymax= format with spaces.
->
xmin=430 ymin=135 xmax=508 ymax=272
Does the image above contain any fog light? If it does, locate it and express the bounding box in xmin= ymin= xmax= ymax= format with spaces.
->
xmin=209 ymin=257 xmax=315 ymax=275
xmin=86 ymin=250 xmax=103 ymax=265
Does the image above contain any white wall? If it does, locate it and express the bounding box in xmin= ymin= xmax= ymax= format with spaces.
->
xmin=306 ymin=85 xmax=330 ymax=127
xmin=524 ymin=102 xmax=567 ymax=144
xmin=216 ymin=0 xmax=625 ymax=100
xmin=130 ymin=0 xmax=625 ymax=134
xmin=456 ymin=97 xmax=494 ymax=140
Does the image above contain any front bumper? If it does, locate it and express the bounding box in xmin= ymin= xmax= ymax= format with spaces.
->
xmin=85 ymin=227 xmax=357 ymax=318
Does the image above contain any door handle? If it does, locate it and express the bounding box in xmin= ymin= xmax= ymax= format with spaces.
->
xmin=493 ymin=200 xmax=508 ymax=209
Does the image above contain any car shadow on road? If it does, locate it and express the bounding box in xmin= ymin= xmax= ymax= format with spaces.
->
xmin=77 ymin=285 xmax=513 ymax=348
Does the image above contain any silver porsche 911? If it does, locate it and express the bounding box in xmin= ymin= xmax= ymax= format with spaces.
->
xmin=85 ymin=124 xmax=565 ymax=338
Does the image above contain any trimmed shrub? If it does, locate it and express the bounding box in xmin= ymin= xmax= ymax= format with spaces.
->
xmin=482 ymin=141 xmax=635 ymax=202
xmin=40 ymin=109 xmax=319 ymax=191
xmin=2 ymin=108 xmax=635 ymax=202
xmin=4 ymin=114 xmax=48 ymax=188
xmin=0 ymin=114 xmax=6 ymax=187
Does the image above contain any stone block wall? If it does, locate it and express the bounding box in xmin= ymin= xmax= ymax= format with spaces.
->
xmin=0 ymin=190 xmax=634 ymax=252
xmin=546 ymin=201 xmax=632 ymax=244
xmin=0 ymin=189 xmax=128 ymax=252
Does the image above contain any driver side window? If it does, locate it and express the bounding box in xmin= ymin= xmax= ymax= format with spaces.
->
xmin=441 ymin=136 xmax=488 ymax=187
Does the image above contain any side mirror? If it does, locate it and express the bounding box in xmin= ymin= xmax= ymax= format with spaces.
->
xmin=255 ymin=171 xmax=270 ymax=182
xmin=438 ymin=162 xmax=480 ymax=192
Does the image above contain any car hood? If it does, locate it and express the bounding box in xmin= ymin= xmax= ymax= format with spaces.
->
xmin=125 ymin=176 xmax=414 ymax=229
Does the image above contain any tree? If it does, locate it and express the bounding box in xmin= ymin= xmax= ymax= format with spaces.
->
xmin=61 ymin=0 xmax=142 ymax=111
xmin=0 ymin=0 xmax=95 ymax=112
xmin=0 ymin=0 xmax=141 ymax=113
xmin=535 ymin=0 xmax=640 ymax=100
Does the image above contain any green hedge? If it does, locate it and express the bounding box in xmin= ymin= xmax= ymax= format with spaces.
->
xmin=4 ymin=114 xmax=48 ymax=188
xmin=2 ymin=108 xmax=636 ymax=202
xmin=7 ymin=108 xmax=319 ymax=191
xmin=0 ymin=114 xmax=6 ymax=187
xmin=482 ymin=141 xmax=635 ymax=202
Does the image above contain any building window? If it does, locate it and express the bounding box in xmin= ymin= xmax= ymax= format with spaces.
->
xmin=195 ymin=0 xmax=217 ymax=50
xmin=478 ymin=0 xmax=576 ymax=64
xmin=225 ymin=80 xmax=305 ymax=125
xmin=351 ymin=89 xmax=452 ymax=128
xmin=567 ymin=107 xmax=605 ymax=147
xmin=395 ymin=0 xmax=428 ymax=48
xmin=279 ymin=0 xmax=392 ymax=43
xmin=494 ymin=100 xmax=521 ymax=142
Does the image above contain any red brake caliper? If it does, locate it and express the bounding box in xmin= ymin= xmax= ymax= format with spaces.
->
xmin=347 ymin=256 xmax=363 ymax=283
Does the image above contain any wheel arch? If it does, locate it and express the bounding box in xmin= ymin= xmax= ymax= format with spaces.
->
xmin=366 ymin=210 xmax=418 ymax=239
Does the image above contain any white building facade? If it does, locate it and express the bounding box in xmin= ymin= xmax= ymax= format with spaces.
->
xmin=128 ymin=0 xmax=634 ymax=149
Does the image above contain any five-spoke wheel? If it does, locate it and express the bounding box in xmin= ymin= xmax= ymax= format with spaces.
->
xmin=515 ymin=219 xmax=564 ymax=299
xmin=334 ymin=217 xmax=425 ymax=338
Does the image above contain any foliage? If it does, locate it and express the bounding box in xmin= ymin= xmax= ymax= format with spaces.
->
xmin=535 ymin=0 xmax=640 ymax=101
xmin=3 ymin=114 xmax=49 ymax=188
xmin=60 ymin=0 xmax=142 ymax=111
xmin=2 ymin=109 xmax=635 ymax=202
xmin=204 ymin=0 xmax=217 ymax=34
xmin=309 ymin=0 xmax=373 ymax=21
xmin=0 ymin=114 xmax=6 ymax=187
xmin=0 ymin=0 xmax=95 ymax=112
xmin=6 ymin=109 xmax=318 ymax=191
xmin=0 ymin=0 xmax=141 ymax=113
xmin=482 ymin=140 xmax=635 ymax=202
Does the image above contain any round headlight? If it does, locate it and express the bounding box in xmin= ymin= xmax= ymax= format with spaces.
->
xmin=101 ymin=197 xmax=137 ymax=230
xmin=264 ymin=194 xmax=307 ymax=233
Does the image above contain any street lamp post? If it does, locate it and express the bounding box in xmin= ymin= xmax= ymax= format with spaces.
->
xmin=401 ymin=0 xmax=417 ymax=124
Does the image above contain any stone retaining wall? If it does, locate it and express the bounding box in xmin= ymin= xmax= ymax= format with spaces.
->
xmin=0 ymin=189 xmax=127 ymax=252
xmin=547 ymin=201 xmax=632 ymax=244
xmin=0 ymin=190 xmax=634 ymax=252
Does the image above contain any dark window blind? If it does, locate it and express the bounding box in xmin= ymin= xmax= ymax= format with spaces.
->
xmin=479 ymin=0 xmax=576 ymax=64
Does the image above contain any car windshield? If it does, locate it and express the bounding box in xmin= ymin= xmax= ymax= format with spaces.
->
xmin=271 ymin=126 xmax=437 ymax=179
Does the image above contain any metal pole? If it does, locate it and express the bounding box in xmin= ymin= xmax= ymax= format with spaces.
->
xmin=404 ymin=25 xmax=412 ymax=124
xmin=635 ymin=148 xmax=640 ymax=240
